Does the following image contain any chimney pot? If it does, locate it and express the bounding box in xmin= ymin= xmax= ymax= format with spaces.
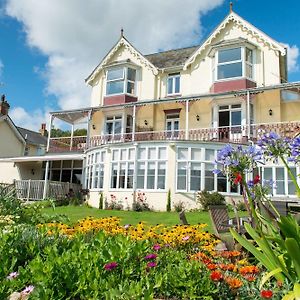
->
xmin=0 ymin=94 xmax=10 ymax=115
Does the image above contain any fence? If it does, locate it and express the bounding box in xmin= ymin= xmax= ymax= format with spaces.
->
xmin=15 ymin=180 xmax=82 ymax=201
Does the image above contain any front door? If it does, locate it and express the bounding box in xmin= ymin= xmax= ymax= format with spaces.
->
xmin=166 ymin=114 xmax=179 ymax=139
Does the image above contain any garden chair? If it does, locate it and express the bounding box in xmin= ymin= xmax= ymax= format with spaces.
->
xmin=179 ymin=210 xmax=189 ymax=225
xmin=259 ymin=200 xmax=288 ymax=218
xmin=208 ymin=205 xmax=230 ymax=237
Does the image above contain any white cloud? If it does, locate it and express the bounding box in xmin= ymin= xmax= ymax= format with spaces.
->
xmin=4 ymin=0 xmax=224 ymax=119
xmin=285 ymin=44 xmax=299 ymax=73
xmin=10 ymin=106 xmax=50 ymax=131
xmin=0 ymin=59 xmax=3 ymax=77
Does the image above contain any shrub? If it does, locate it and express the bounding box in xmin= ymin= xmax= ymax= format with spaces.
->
xmin=99 ymin=192 xmax=104 ymax=209
xmin=132 ymin=192 xmax=150 ymax=212
xmin=105 ymin=194 xmax=123 ymax=210
xmin=196 ymin=190 xmax=226 ymax=211
xmin=173 ymin=200 xmax=185 ymax=212
xmin=166 ymin=189 xmax=171 ymax=212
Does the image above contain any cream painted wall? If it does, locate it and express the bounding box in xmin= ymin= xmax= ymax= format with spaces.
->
xmin=0 ymin=162 xmax=21 ymax=183
xmin=0 ymin=120 xmax=24 ymax=157
xmin=281 ymin=102 xmax=300 ymax=122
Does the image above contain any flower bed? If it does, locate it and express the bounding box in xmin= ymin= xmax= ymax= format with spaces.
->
xmin=0 ymin=217 xmax=290 ymax=299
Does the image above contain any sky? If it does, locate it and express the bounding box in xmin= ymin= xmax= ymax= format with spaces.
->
xmin=0 ymin=0 xmax=299 ymax=130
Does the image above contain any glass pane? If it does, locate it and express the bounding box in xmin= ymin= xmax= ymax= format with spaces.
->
xmin=174 ymin=120 xmax=179 ymax=131
xmin=175 ymin=76 xmax=180 ymax=93
xmin=190 ymin=163 xmax=201 ymax=191
xmin=120 ymin=149 xmax=127 ymax=160
xmin=107 ymin=68 xmax=124 ymax=80
xmin=276 ymin=168 xmax=284 ymax=180
xmin=218 ymin=48 xmax=241 ymax=63
xmin=138 ymin=148 xmax=146 ymax=160
xmin=217 ymin=173 xmax=227 ymax=192
xmin=276 ymin=181 xmax=285 ymax=195
xmin=205 ymin=149 xmax=215 ymax=161
xmin=158 ymin=147 xmax=167 ymax=159
xmin=127 ymin=68 xmax=136 ymax=81
xmin=205 ymin=164 xmax=215 ymax=191
xmin=168 ymin=78 xmax=173 ymax=94
xmin=128 ymin=148 xmax=135 ymax=160
xmin=166 ymin=121 xmax=172 ymax=131
xmin=217 ymin=62 xmax=242 ymax=79
xmin=264 ymin=168 xmax=272 ymax=180
xmin=178 ymin=148 xmax=188 ymax=160
xmin=157 ymin=162 xmax=166 ymax=189
xmin=288 ymin=167 xmax=297 ymax=195
xmin=127 ymin=81 xmax=135 ymax=94
xmin=127 ymin=163 xmax=134 ymax=189
xmin=147 ymin=162 xmax=155 ymax=189
xmin=112 ymin=150 xmax=119 ymax=161
xmin=111 ymin=163 xmax=118 ymax=188
xmin=148 ymin=148 xmax=156 ymax=159
xmin=137 ymin=162 xmax=145 ymax=189
xmin=114 ymin=121 xmax=122 ymax=134
xmin=177 ymin=162 xmax=187 ymax=190
xmin=246 ymin=64 xmax=253 ymax=78
xmin=118 ymin=163 xmax=126 ymax=189
xmin=231 ymin=111 xmax=241 ymax=126
xmin=106 ymin=80 xmax=124 ymax=95
xmin=246 ymin=48 xmax=252 ymax=63
xmin=191 ymin=149 xmax=201 ymax=161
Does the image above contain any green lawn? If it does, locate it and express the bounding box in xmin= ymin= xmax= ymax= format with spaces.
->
xmin=42 ymin=205 xmax=214 ymax=231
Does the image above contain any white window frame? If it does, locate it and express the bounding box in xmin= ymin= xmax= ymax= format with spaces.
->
xmin=105 ymin=66 xmax=136 ymax=96
xmin=136 ymin=146 xmax=167 ymax=191
xmin=104 ymin=115 xmax=123 ymax=136
xmin=215 ymin=47 xmax=254 ymax=82
xmin=167 ymin=73 xmax=181 ymax=96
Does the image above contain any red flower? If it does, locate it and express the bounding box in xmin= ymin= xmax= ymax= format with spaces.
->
xmin=206 ymin=263 xmax=217 ymax=270
xmin=260 ymin=290 xmax=273 ymax=299
xmin=253 ymin=175 xmax=260 ymax=184
xmin=234 ymin=173 xmax=243 ymax=185
xmin=104 ymin=262 xmax=118 ymax=271
xmin=210 ymin=271 xmax=223 ymax=281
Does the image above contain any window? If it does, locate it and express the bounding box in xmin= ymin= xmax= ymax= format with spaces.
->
xmin=110 ymin=148 xmax=135 ymax=189
xmin=105 ymin=115 xmax=122 ymax=136
xmin=137 ymin=146 xmax=167 ymax=190
xmin=216 ymin=47 xmax=253 ymax=80
xmin=167 ymin=73 xmax=180 ymax=95
xmin=176 ymin=147 xmax=240 ymax=194
xmin=85 ymin=151 xmax=105 ymax=189
xmin=106 ymin=67 xmax=136 ymax=96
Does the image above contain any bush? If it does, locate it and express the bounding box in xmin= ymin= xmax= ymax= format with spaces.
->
xmin=132 ymin=192 xmax=150 ymax=212
xmin=166 ymin=189 xmax=171 ymax=212
xmin=196 ymin=190 xmax=226 ymax=211
xmin=105 ymin=194 xmax=123 ymax=210
xmin=173 ymin=200 xmax=185 ymax=212
xmin=99 ymin=192 xmax=104 ymax=209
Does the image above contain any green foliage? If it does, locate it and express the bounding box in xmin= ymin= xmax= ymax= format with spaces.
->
xmin=166 ymin=189 xmax=171 ymax=212
xmin=99 ymin=192 xmax=104 ymax=209
xmin=196 ymin=190 xmax=226 ymax=211
xmin=50 ymin=127 xmax=87 ymax=137
xmin=174 ymin=200 xmax=185 ymax=212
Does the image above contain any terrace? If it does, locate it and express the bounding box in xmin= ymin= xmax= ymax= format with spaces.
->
xmin=48 ymin=121 xmax=300 ymax=153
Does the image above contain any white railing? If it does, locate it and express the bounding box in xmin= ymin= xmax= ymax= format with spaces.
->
xmin=15 ymin=180 xmax=82 ymax=201
xmin=48 ymin=121 xmax=300 ymax=153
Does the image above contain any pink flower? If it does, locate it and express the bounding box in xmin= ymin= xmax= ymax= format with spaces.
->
xmin=153 ymin=244 xmax=161 ymax=251
xmin=104 ymin=262 xmax=118 ymax=271
xmin=21 ymin=285 xmax=34 ymax=295
xmin=145 ymin=253 xmax=157 ymax=260
xmin=182 ymin=235 xmax=190 ymax=241
xmin=147 ymin=261 xmax=157 ymax=268
xmin=7 ymin=272 xmax=19 ymax=280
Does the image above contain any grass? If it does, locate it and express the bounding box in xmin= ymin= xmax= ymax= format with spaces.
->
xmin=42 ymin=205 xmax=214 ymax=231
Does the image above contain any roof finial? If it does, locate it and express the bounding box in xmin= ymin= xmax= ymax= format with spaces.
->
xmin=120 ymin=27 xmax=124 ymax=37
xmin=229 ymin=1 xmax=233 ymax=13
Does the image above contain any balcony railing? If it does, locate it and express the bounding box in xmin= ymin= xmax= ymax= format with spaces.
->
xmin=48 ymin=121 xmax=300 ymax=153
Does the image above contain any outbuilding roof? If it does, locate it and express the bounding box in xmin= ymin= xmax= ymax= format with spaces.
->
xmin=17 ymin=127 xmax=47 ymax=146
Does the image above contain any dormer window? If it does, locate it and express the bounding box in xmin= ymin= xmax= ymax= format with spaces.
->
xmin=167 ymin=73 xmax=180 ymax=95
xmin=106 ymin=67 xmax=136 ymax=96
xmin=216 ymin=47 xmax=253 ymax=81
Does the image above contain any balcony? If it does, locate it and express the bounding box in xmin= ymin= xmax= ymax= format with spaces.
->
xmin=48 ymin=121 xmax=300 ymax=153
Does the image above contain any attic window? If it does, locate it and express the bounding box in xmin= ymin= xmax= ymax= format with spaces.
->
xmin=106 ymin=67 xmax=136 ymax=96
xmin=167 ymin=73 xmax=180 ymax=95
xmin=216 ymin=47 xmax=253 ymax=80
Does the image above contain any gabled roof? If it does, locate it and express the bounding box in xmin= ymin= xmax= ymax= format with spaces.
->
xmin=17 ymin=127 xmax=47 ymax=146
xmin=0 ymin=114 xmax=26 ymax=145
xmin=184 ymin=11 xmax=286 ymax=69
xmin=145 ymin=46 xmax=198 ymax=69
xmin=86 ymin=36 xmax=159 ymax=85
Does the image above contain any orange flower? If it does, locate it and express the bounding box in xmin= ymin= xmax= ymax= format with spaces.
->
xmin=207 ymin=263 xmax=217 ymax=270
xmin=225 ymin=277 xmax=243 ymax=289
xmin=239 ymin=265 xmax=259 ymax=276
xmin=219 ymin=263 xmax=235 ymax=271
xmin=210 ymin=271 xmax=223 ymax=281
xmin=220 ymin=251 xmax=241 ymax=259
xmin=243 ymin=274 xmax=256 ymax=282
xmin=260 ymin=290 xmax=273 ymax=299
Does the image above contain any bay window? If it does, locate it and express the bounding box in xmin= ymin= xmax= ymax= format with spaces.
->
xmin=85 ymin=150 xmax=106 ymax=189
xmin=216 ymin=47 xmax=253 ymax=81
xmin=106 ymin=67 xmax=136 ymax=96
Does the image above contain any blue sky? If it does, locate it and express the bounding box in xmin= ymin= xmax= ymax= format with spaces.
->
xmin=0 ymin=0 xmax=299 ymax=130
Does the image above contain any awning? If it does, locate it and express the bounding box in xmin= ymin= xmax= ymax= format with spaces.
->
xmin=0 ymin=153 xmax=84 ymax=163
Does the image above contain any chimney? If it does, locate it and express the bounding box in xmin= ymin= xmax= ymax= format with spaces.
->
xmin=39 ymin=123 xmax=48 ymax=137
xmin=0 ymin=94 xmax=10 ymax=115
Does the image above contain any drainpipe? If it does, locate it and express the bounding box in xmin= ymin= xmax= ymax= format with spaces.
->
xmin=86 ymin=110 xmax=92 ymax=150
xmin=70 ymin=124 xmax=74 ymax=151
xmin=247 ymin=90 xmax=251 ymax=139
xmin=132 ymin=105 xmax=136 ymax=141
xmin=185 ymin=99 xmax=189 ymax=140
xmin=132 ymin=143 xmax=138 ymax=205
